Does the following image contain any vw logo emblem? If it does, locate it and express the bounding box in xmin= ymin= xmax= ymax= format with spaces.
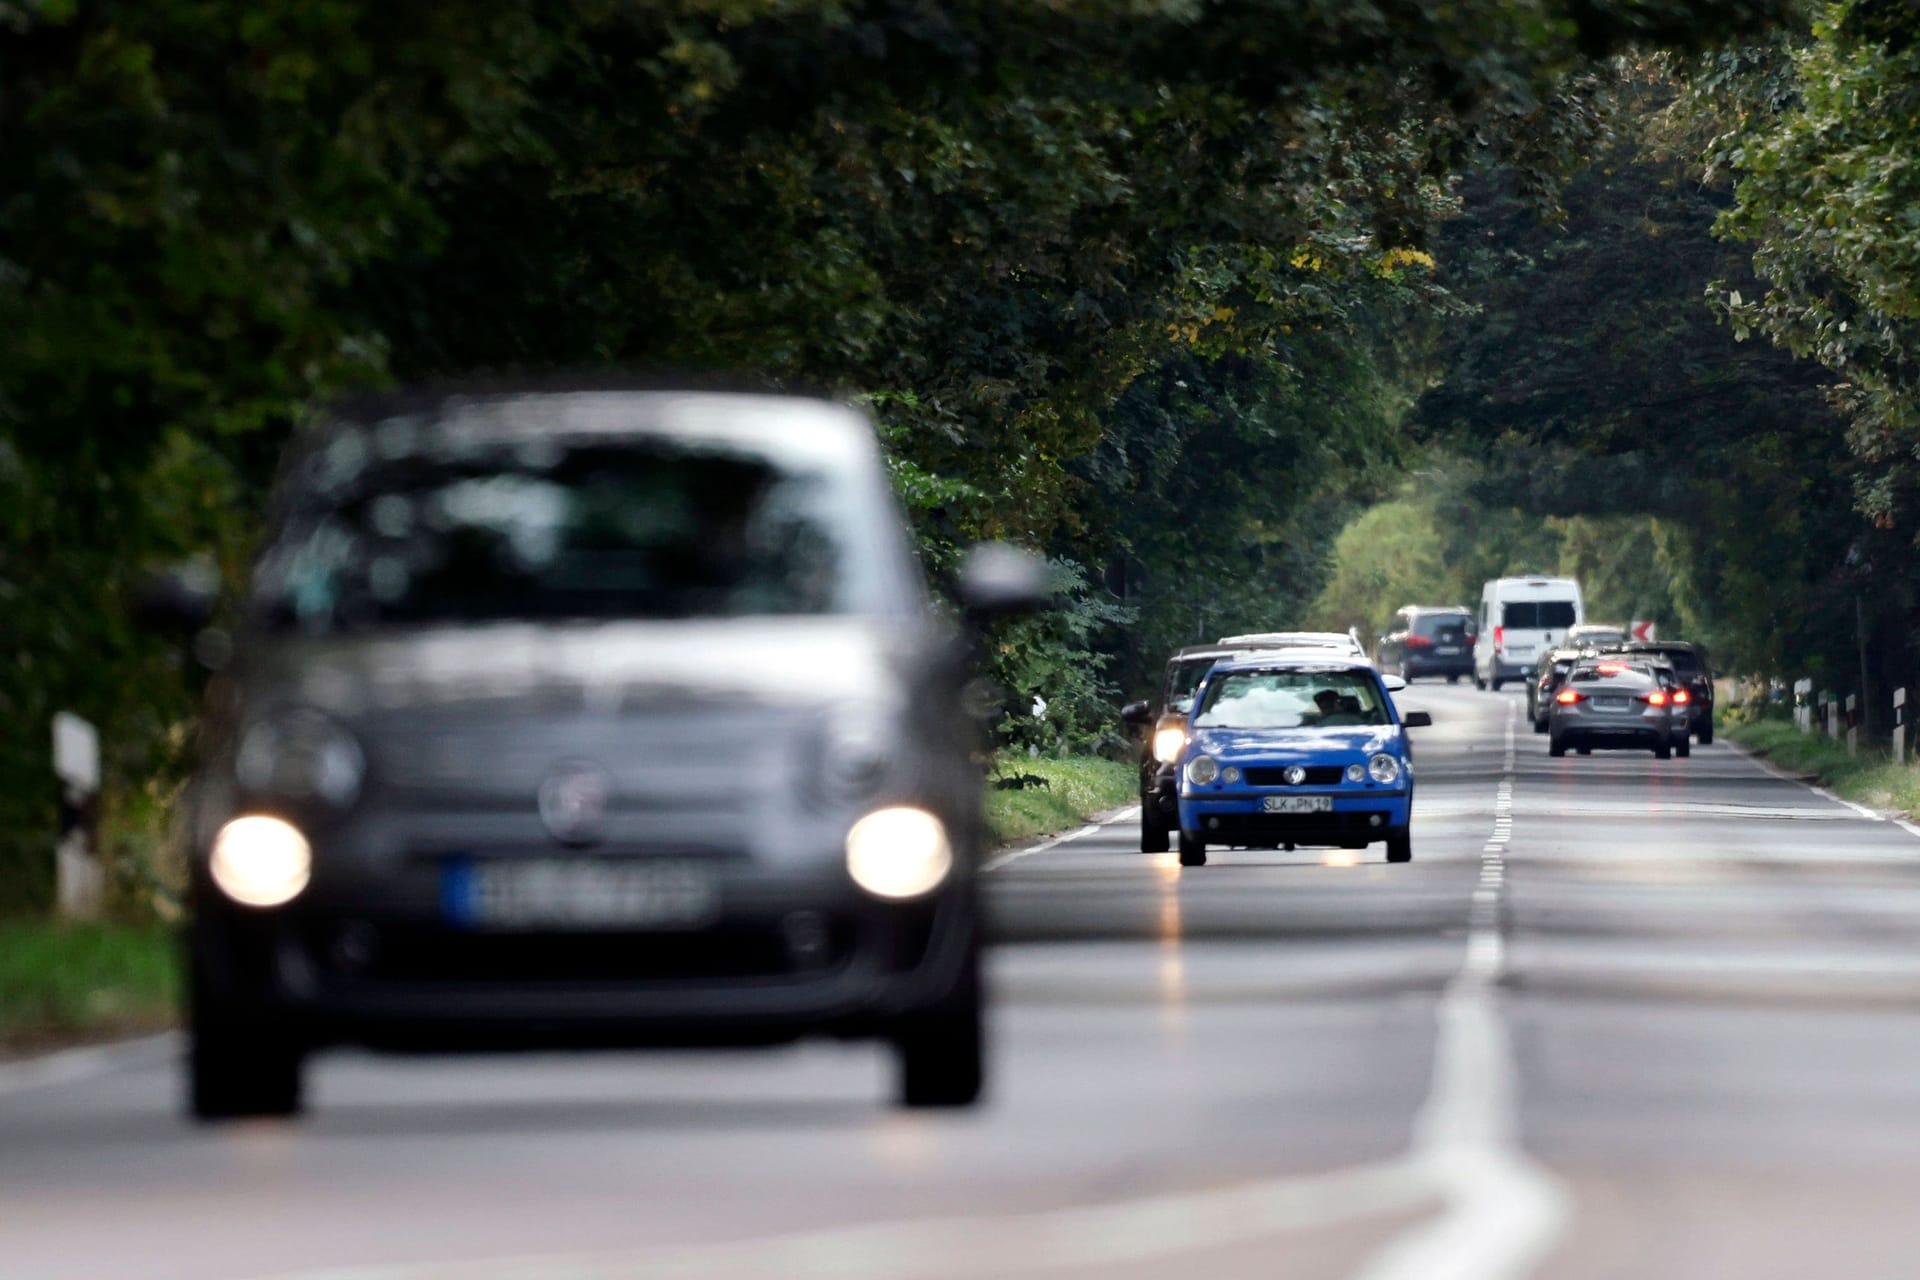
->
xmin=1284 ymin=765 xmax=1307 ymax=785
xmin=538 ymin=760 xmax=612 ymax=845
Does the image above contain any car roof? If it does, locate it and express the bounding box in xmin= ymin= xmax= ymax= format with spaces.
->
xmin=1403 ymin=605 xmax=1472 ymax=614
xmin=1216 ymin=631 xmax=1361 ymax=647
xmin=1206 ymin=655 xmax=1380 ymax=675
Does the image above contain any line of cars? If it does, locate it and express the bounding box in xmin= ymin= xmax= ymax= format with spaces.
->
xmin=1528 ymin=639 xmax=1716 ymax=758
xmin=1121 ymin=631 xmax=1429 ymax=867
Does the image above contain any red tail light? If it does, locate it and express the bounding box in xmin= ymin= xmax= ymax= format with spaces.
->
xmin=1672 ymin=688 xmax=1691 ymax=705
xmin=1405 ymin=634 xmax=1433 ymax=648
xmin=1555 ymin=689 xmax=1584 ymax=705
xmin=1493 ymin=626 xmax=1505 ymax=651
xmin=1640 ymin=691 xmax=1669 ymax=707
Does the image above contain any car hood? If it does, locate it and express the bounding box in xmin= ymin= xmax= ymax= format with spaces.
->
xmin=236 ymin=616 xmax=925 ymax=719
xmin=1189 ymin=724 xmax=1402 ymax=760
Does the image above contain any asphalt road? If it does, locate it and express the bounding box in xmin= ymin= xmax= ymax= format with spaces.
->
xmin=9 ymin=684 xmax=1920 ymax=1278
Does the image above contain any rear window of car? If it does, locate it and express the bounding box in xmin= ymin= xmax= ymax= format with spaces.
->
xmin=1413 ymin=613 xmax=1471 ymax=638
xmin=1654 ymin=649 xmax=1702 ymax=674
xmin=1570 ymin=663 xmax=1653 ymax=684
xmin=1504 ymin=601 xmax=1578 ymax=628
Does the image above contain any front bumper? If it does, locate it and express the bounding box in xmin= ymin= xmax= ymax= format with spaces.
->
xmin=1178 ymin=791 xmax=1412 ymax=845
xmin=190 ymin=860 xmax=976 ymax=1051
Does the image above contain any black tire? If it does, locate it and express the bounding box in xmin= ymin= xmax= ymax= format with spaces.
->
xmin=1576 ymin=746 xmax=1592 ymax=755
xmin=1473 ymin=672 xmax=1486 ymax=690
xmin=1699 ymin=720 xmax=1714 ymax=745
xmin=1549 ymin=734 xmax=1567 ymax=758
xmin=1177 ymin=830 xmax=1207 ymax=867
xmin=1447 ymin=674 xmax=1460 ymax=685
xmin=188 ymin=943 xmax=302 ymax=1122
xmin=1676 ymin=738 xmax=1691 ymax=758
xmin=1385 ymin=829 xmax=1413 ymax=863
xmin=894 ymin=935 xmax=984 ymax=1109
xmin=1532 ymin=716 xmax=1548 ymax=735
xmin=1140 ymin=811 xmax=1170 ymax=853
xmin=1491 ymin=674 xmax=1504 ymax=692
xmin=1653 ymin=741 xmax=1671 ymax=760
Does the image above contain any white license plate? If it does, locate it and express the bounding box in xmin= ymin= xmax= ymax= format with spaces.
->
xmin=1433 ymin=646 xmax=1462 ymax=655
xmin=444 ymin=858 xmax=718 ymax=930
xmin=1263 ymin=795 xmax=1332 ymax=814
xmin=1594 ymin=696 xmax=1629 ymax=711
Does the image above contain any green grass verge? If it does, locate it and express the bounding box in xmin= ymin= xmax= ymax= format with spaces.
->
xmin=1724 ymin=717 xmax=1920 ymax=817
xmin=985 ymin=755 xmax=1136 ymax=846
xmin=0 ymin=921 xmax=178 ymax=1050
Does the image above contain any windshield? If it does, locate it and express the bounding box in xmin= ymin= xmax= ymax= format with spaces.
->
xmin=1504 ymin=601 xmax=1578 ymax=628
xmin=1165 ymin=658 xmax=1224 ymax=712
xmin=254 ymin=435 xmax=886 ymax=630
xmin=1413 ymin=613 xmax=1472 ymax=640
xmin=1191 ymin=669 xmax=1390 ymax=729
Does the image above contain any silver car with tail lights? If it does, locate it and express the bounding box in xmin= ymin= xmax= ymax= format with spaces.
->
xmin=1547 ymin=658 xmax=1688 ymax=759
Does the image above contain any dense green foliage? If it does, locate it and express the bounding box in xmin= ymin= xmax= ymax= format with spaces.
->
xmin=0 ymin=0 xmax=1808 ymax=910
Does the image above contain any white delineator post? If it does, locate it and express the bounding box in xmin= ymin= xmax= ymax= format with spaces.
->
xmin=1795 ymin=678 xmax=1813 ymax=733
xmin=52 ymin=712 xmax=104 ymax=919
xmin=1895 ymin=688 xmax=1907 ymax=763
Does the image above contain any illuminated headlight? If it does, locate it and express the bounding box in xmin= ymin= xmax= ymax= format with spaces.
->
xmin=1151 ymin=726 xmax=1188 ymax=763
xmin=1220 ymin=765 xmax=1241 ymax=785
xmin=1368 ymin=753 xmax=1403 ymax=785
xmin=236 ymin=710 xmax=364 ymax=807
xmin=1187 ymin=755 xmax=1219 ymax=786
xmin=1346 ymin=763 xmax=1366 ymax=783
xmin=210 ymin=815 xmax=311 ymax=908
xmin=846 ymin=807 xmax=953 ymax=900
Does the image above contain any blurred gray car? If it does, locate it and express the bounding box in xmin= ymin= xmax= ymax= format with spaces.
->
xmin=149 ymin=385 xmax=1048 ymax=1120
xmin=1547 ymin=658 xmax=1686 ymax=759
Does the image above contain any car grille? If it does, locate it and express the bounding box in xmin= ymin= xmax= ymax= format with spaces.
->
xmin=1243 ymin=766 xmax=1345 ymax=787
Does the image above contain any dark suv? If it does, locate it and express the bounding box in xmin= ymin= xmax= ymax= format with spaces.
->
xmin=146 ymin=385 xmax=1049 ymax=1120
xmin=1527 ymin=646 xmax=1590 ymax=733
xmin=1603 ymin=641 xmax=1715 ymax=742
xmin=1375 ymin=606 xmax=1476 ymax=683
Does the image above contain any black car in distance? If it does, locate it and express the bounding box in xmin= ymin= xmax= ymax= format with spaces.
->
xmin=1374 ymin=605 xmax=1476 ymax=683
xmin=1121 ymin=643 xmax=1254 ymax=853
xmin=142 ymin=384 xmax=1051 ymax=1120
xmin=1528 ymin=646 xmax=1589 ymax=733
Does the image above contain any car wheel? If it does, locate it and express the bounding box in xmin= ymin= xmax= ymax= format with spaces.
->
xmin=1549 ymin=733 xmax=1566 ymax=758
xmin=1490 ymin=674 xmax=1504 ymax=692
xmin=1385 ymin=828 xmax=1412 ymax=863
xmin=1140 ymin=812 xmax=1170 ymax=854
xmin=188 ymin=941 xmax=302 ymax=1122
xmin=1676 ymin=738 xmax=1691 ymax=759
xmin=1177 ymin=830 xmax=1207 ymax=867
xmin=1447 ymin=674 xmax=1460 ymax=685
xmin=893 ymin=934 xmax=984 ymax=1109
xmin=1533 ymin=715 xmax=1548 ymax=735
xmin=1699 ymin=720 xmax=1714 ymax=745
xmin=1653 ymin=741 xmax=1671 ymax=760
xmin=1576 ymin=746 xmax=1592 ymax=756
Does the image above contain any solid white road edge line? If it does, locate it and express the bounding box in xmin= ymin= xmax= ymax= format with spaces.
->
xmin=1722 ymin=739 xmax=1896 ymax=824
xmin=0 ymin=1031 xmax=179 ymax=1097
xmin=1348 ymin=701 xmax=1569 ymax=1280
xmin=980 ymin=805 xmax=1139 ymax=873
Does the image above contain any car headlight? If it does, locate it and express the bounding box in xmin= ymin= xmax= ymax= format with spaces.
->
xmin=846 ymin=806 xmax=953 ymax=900
xmin=1152 ymin=726 xmax=1188 ymax=763
xmin=1368 ymin=753 xmax=1403 ymax=785
xmin=1187 ymin=755 xmax=1219 ymax=786
xmin=210 ymin=815 xmax=312 ymax=908
xmin=236 ymin=710 xmax=364 ymax=807
xmin=1220 ymin=765 xmax=1241 ymax=784
xmin=1346 ymin=763 xmax=1366 ymax=782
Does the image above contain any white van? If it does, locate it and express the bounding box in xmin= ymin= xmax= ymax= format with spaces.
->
xmin=1475 ymin=577 xmax=1584 ymax=690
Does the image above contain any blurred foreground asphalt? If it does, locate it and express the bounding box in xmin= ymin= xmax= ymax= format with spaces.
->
xmin=10 ymin=686 xmax=1920 ymax=1278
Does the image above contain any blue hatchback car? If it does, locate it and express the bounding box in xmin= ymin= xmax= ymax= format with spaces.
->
xmin=1175 ymin=656 xmax=1432 ymax=867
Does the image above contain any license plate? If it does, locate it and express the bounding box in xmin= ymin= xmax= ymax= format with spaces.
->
xmin=443 ymin=858 xmax=719 ymax=930
xmin=1433 ymin=646 xmax=1461 ymax=655
xmin=1594 ymin=696 xmax=1628 ymax=710
xmin=1263 ymin=795 xmax=1332 ymax=814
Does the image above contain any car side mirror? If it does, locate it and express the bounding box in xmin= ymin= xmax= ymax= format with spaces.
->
xmin=956 ymin=542 xmax=1054 ymax=618
xmin=1403 ymin=711 xmax=1432 ymax=728
xmin=131 ymin=559 xmax=221 ymax=633
xmin=1120 ymin=700 xmax=1153 ymax=728
xmin=1381 ymin=673 xmax=1407 ymax=692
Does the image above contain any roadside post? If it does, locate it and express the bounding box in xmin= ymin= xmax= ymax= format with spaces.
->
xmin=1795 ymin=678 xmax=1813 ymax=733
xmin=1896 ymin=688 xmax=1908 ymax=765
xmin=1846 ymin=694 xmax=1859 ymax=758
xmin=52 ymin=711 xmax=104 ymax=919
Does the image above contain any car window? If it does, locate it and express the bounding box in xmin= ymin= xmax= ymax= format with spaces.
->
xmin=1191 ymin=670 xmax=1389 ymax=729
xmin=1412 ymin=613 xmax=1471 ymax=640
xmin=1569 ymin=663 xmax=1653 ymax=685
xmin=255 ymin=433 xmax=885 ymax=630
xmin=1164 ymin=657 xmax=1223 ymax=712
xmin=1504 ymin=601 xmax=1579 ymax=628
